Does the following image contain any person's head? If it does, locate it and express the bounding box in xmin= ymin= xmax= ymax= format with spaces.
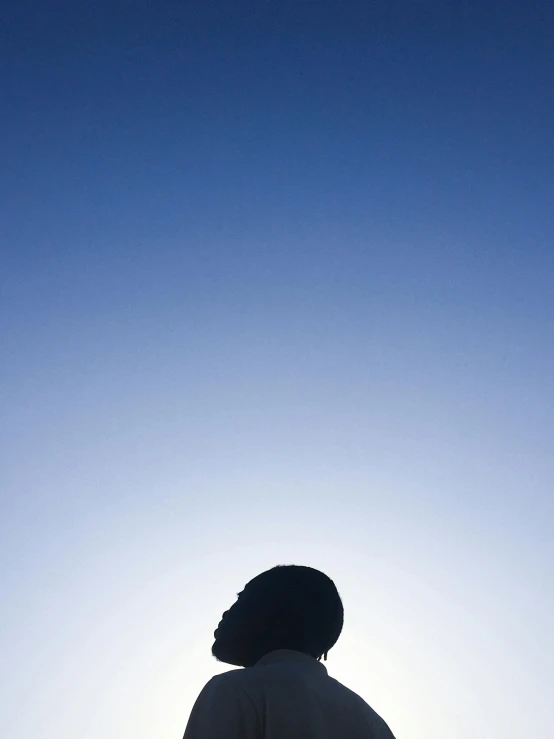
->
xmin=211 ymin=564 xmax=344 ymax=667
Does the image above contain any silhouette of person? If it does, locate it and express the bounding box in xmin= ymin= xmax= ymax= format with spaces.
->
xmin=183 ymin=564 xmax=396 ymax=738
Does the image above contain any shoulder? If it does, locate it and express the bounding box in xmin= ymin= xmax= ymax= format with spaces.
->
xmin=184 ymin=670 xmax=261 ymax=738
xmin=327 ymin=678 xmax=396 ymax=737
xmin=201 ymin=668 xmax=250 ymax=694
xmin=201 ymin=668 xmax=260 ymax=706
xmin=208 ymin=668 xmax=244 ymax=684
xmin=189 ymin=669 xmax=261 ymax=721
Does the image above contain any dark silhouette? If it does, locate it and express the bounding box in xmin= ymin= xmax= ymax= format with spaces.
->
xmin=183 ymin=564 xmax=396 ymax=738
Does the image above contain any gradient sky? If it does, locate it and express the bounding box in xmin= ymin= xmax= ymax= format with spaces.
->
xmin=1 ymin=2 xmax=553 ymax=738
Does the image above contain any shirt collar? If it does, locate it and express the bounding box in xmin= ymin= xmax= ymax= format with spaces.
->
xmin=255 ymin=649 xmax=328 ymax=674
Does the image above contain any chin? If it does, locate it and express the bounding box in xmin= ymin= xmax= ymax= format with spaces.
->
xmin=211 ymin=638 xmax=245 ymax=667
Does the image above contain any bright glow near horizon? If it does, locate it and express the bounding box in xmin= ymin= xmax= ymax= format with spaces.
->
xmin=1 ymin=4 xmax=553 ymax=738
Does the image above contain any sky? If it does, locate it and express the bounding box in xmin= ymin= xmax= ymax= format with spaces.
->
xmin=1 ymin=2 xmax=553 ymax=737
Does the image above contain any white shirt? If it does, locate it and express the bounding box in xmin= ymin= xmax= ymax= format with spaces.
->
xmin=183 ymin=649 xmax=396 ymax=738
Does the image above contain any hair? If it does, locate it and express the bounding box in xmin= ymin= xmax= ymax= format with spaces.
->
xmin=249 ymin=564 xmax=344 ymax=661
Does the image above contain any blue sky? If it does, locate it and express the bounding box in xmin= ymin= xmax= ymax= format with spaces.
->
xmin=1 ymin=3 xmax=553 ymax=738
